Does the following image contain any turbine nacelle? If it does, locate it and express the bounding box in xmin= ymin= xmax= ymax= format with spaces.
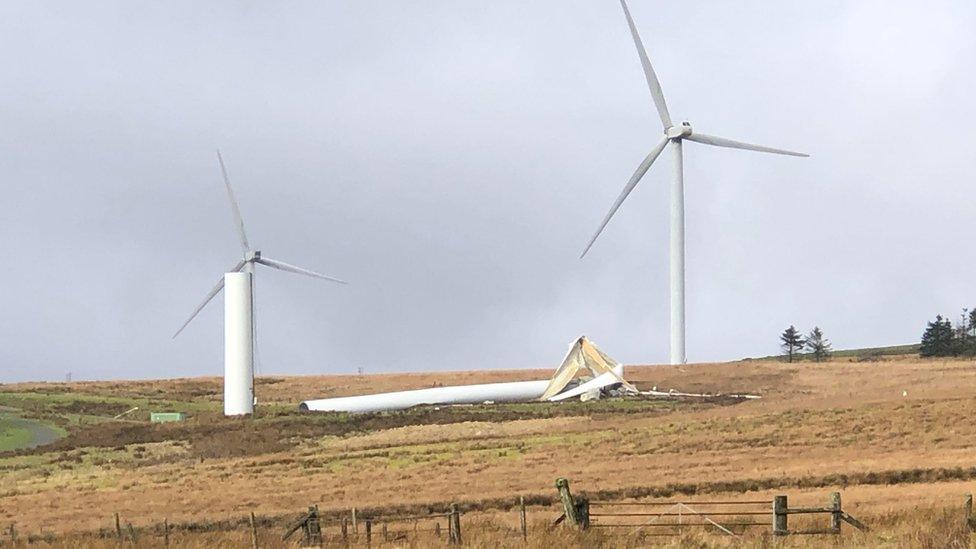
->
xmin=172 ymin=153 xmax=346 ymax=341
xmin=665 ymin=123 xmax=693 ymax=139
xmin=582 ymin=0 xmax=810 ymax=365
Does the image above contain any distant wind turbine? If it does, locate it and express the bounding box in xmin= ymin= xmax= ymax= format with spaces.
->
xmin=581 ymin=0 xmax=809 ymax=365
xmin=173 ymin=150 xmax=346 ymax=415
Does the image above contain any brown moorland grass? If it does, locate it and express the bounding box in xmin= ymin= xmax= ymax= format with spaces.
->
xmin=1 ymin=498 xmax=972 ymax=548
xmin=1 ymin=356 xmax=975 ymax=544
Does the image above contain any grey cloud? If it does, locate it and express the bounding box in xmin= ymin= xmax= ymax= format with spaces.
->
xmin=1 ymin=1 xmax=974 ymax=382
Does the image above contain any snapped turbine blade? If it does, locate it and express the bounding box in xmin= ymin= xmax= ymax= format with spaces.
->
xmin=685 ymin=133 xmax=809 ymax=157
xmin=581 ymin=136 xmax=670 ymax=258
xmin=172 ymin=260 xmax=246 ymax=338
xmin=216 ymin=150 xmax=252 ymax=254
xmin=619 ymin=0 xmax=672 ymax=129
xmin=255 ymin=256 xmax=347 ymax=284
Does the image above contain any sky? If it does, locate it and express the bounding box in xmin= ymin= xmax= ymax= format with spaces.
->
xmin=2 ymin=1 xmax=975 ymax=383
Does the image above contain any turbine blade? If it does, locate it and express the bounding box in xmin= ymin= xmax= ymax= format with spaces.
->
xmin=216 ymin=150 xmax=252 ymax=254
xmin=619 ymin=0 xmax=672 ymax=129
xmin=255 ymin=257 xmax=347 ymax=285
xmin=548 ymin=371 xmax=634 ymax=402
xmin=581 ymin=137 xmax=669 ymax=258
xmin=172 ymin=260 xmax=246 ymax=338
xmin=685 ymin=133 xmax=809 ymax=157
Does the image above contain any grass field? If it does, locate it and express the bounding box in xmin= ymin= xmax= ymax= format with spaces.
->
xmin=0 ymin=415 xmax=33 ymax=452
xmin=0 ymin=409 xmax=63 ymax=452
xmin=1 ymin=354 xmax=974 ymax=547
xmin=750 ymin=342 xmax=921 ymax=362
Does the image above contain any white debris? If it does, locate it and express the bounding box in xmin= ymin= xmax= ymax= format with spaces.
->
xmin=300 ymin=336 xmax=637 ymax=413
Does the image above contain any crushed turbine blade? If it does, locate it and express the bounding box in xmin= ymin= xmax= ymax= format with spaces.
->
xmin=619 ymin=0 xmax=672 ymax=129
xmin=581 ymin=137 xmax=669 ymax=258
xmin=216 ymin=150 xmax=252 ymax=254
xmin=172 ymin=260 xmax=246 ymax=338
xmin=685 ymin=133 xmax=809 ymax=157
xmin=548 ymin=372 xmax=625 ymax=402
xmin=255 ymin=256 xmax=347 ymax=284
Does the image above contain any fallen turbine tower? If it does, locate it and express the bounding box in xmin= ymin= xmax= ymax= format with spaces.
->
xmin=300 ymin=336 xmax=637 ymax=413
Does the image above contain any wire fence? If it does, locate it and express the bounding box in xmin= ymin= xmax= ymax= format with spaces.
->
xmin=552 ymin=478 xmax=873 ymax=538
xmin=12 ymin=480 xmax=976 ymax=546
xmin=587 ymin=498 xmax=773 ymax=536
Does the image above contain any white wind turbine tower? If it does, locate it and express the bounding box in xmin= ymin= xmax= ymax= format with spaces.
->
xmin=582 ymin=0 xmax=808 ymax=365
xmin=174 ymin=151 xmax=346 ymax=416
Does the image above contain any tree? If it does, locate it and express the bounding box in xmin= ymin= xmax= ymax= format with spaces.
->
xmin=920 ymin=315 xmax=955 ymax=357
xmin=956 ymin=309 xmax=973 ymax=356
xmin=953 ymin=308 xmax=976 ymax=356
xmin=780 ymin=325 xmax=805 ymax=363
xmin=806 ymin=327 xmax=831 ymax=362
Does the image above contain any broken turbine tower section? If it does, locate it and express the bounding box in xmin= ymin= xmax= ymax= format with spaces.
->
xmin=299 ymin=337 xmax=638 ymax=413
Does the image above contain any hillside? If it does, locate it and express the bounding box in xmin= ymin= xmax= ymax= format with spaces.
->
xmin=1 ymin=356 xmax=974 ymax=546
xmin=750 ymin=342 xmax=920 ymax=362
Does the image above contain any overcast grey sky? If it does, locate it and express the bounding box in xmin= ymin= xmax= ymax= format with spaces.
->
xmin=2 ymin=1 xmax=975 ymax=383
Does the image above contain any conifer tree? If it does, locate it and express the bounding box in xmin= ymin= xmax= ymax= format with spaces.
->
xmin=920 ymin=315 xmax=955 ymax=357
xmin=780 ymin=325 xmax=805 ymax=363
xmin=805 ymin=327 xmax=831 ymax=362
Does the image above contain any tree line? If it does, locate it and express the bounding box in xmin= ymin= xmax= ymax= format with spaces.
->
xmin=777 ymin=306 xmax=976 ymax=362
xmin=920 ymin=308 xmax=976 ymax=357
xmin=779 ymin=325 xmax=831 ymax=363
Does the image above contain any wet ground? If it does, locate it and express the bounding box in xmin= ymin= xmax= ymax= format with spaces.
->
xmin=0 ymin=408 xmax=63 ymax=451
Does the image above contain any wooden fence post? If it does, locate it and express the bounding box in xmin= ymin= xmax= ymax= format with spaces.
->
xmin=381 ymin=523 xmax=388 ymax=541
xmin=307 ymin=505 xmax=322 ymax=546
xmin=352 ymin=508 xmax=358 ymax=534
xmin=449 ymin=503 xmax=462 ymax=545
xmin=829 ymin=492 xmax=842 ymax=534
xmin=435 ymin=522 xmax=441 ymax=538
xmin=341 ymin=517 xmax=348 ymax=542
xmin=519 ymin=496 xmax=527 ymax=541
xmin=555 ymin=478 xmax=580 ymax=528
xmin=576 ymin=497 xmax=590 ymax=530
xmin=249 ymin=512 xmax=258 ymax=549
xmin=163 ymin=518 xmax=170 ymax=547
xmin=966 ymin=494 xmax=974 ymax=532
xmin=114 ymin=513 xmax=122 ymax=540
xmin=773 ymin=495 xmax=788 ymax=535
xmin=365 ymin=519 xmax=372 ymax=546
xmin=9 ymin=523 xmax=15 ymax=542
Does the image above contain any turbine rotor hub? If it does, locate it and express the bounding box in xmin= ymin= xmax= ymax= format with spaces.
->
xmin=245 ymin=250 xmax=262 ymax=262
xmin=665 ymin=123 xmax=693 ymax=139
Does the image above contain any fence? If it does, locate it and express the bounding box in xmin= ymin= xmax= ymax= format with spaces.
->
xmin=589 ymin=498 xmax=773 ymax=536
xmin=279 ymin=503 xmax=463 ymax=547
xmin=553 ymin=478 xmax=871 ymax=538
xmin=7 ymin=484 xmax=976 ymax=546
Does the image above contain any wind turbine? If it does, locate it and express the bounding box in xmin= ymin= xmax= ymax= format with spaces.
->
xmin=174 ymin=150 xmax=346 ymax=415
xmin=581 ymin=0 xmax=808 ymax=365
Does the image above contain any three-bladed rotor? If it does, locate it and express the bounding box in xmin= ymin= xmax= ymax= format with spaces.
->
xmin=581 ymin=0 xmax=808 ymax=365
xmin=172 ymin=151 xmax=346 ymax=339
xmin=580 ymin=0 xmax=808 ymax=260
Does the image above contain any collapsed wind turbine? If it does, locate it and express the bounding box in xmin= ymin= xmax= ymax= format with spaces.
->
xmin=174 ymin=151 xmax=346 ymax=415
xmin=581 ymin=0 xmax=808 ymax=365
